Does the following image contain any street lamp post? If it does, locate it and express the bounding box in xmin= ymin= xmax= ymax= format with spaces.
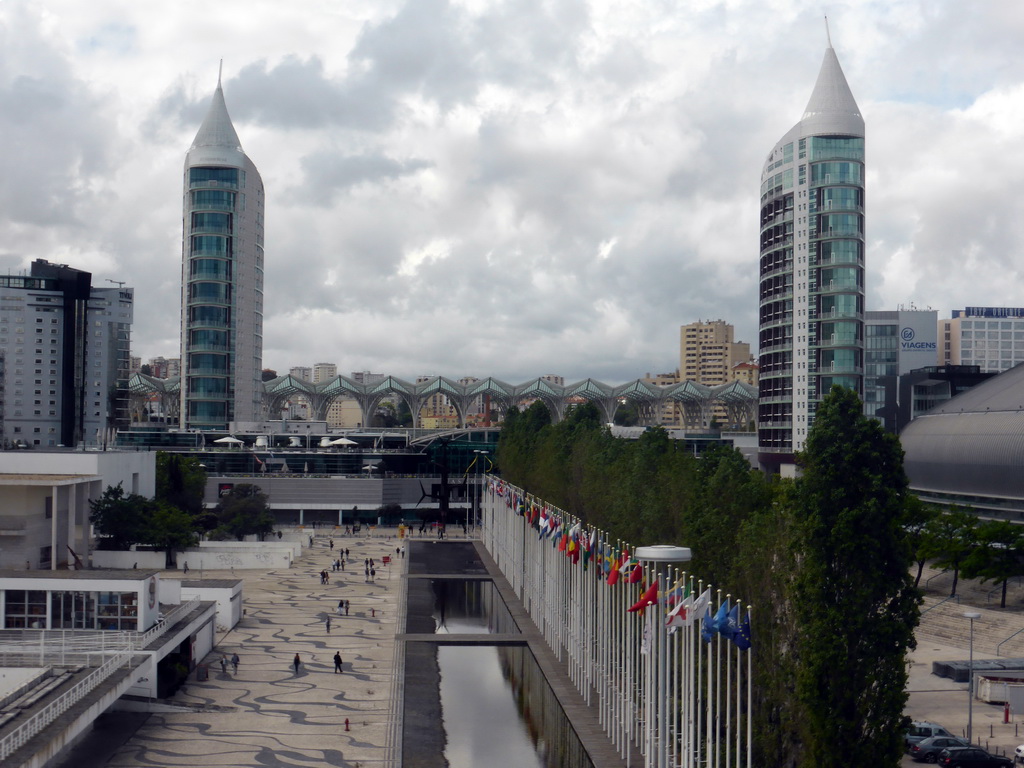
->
xmin=965 ymin=611 xmax=981 ymax=743
xmin=472 ymin=450 xmax=489 ymax=535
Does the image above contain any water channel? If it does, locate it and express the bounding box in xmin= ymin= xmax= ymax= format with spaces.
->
xmin=428 ymin=579 xmax=594 ymax=768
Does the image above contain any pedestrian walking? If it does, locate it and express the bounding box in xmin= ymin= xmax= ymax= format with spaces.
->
xmin=337 ymin=599 xmax=344 ymax=615
xmin=364 ymin=564 xmax=369 ymax=581
xmin=293 ymin=653 xmax=301 ymax=674
xmin=326 ymin=616 xmax=332 ymax=633
xmin=330 ymin=539 xmax=334 ymax=550
xmin=370 ymin=567 xmax=376 ymax=581
xmin=340 ymin=558 xmax=345 ymax=572
xmin=183 ymin=561 xmax=189 ymax=574
xmin=334 ymin=651 xmax=343 ymax=673
xmin=345 ymin=600 xmax=350 ymax=616
xmin=231 ymin=653 xmax=239 ymax=673
xmin=219 ymin=655 xmax=227 ymax=674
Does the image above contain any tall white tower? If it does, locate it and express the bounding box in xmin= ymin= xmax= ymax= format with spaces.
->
xmin=180 ymin=72 xmax=265 ymax=430
xmin=757 ymin=40 xmax=864 ymax=470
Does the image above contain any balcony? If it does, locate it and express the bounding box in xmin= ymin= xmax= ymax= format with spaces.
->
xmin=189 ymin=180 xmax=238 ymax=190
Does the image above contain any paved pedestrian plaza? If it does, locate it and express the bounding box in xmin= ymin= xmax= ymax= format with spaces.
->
xmin=98 ymin=533 xmax=405 ymax=767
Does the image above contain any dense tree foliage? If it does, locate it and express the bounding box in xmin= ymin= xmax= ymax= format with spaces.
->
xmin=498 ymin=389 xmax=925 ymax=765
xmin=89 ymin=484 xmax=152 ymax=550
xmin=961 ymin=519 xmax=1024 ymax=607
xmin=792 ymin=385 xmax=919 ymax=766
xmin=156 ymin=453 xmax=207 ymax=517
xmin=213 ymin=483 xmax=274 ymax=541
xmin=919 ymin=507 xmax=978 ymax=597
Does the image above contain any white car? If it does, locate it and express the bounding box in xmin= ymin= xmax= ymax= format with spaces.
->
xmin=1015 ymin=744 xmax=1024 ymax=765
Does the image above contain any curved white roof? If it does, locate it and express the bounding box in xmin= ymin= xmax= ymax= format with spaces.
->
xmin=800 ymin=47 xmax=863 ymax=138
xmin=186 ymin=79 xmax=246 ymax=168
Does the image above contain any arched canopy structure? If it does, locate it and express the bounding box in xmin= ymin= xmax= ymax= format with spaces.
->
xmin=129 ymin=372 xmax=758 ymax=429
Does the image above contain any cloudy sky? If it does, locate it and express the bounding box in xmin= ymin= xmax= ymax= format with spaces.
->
xmin=1 ymin=0 xmax=1023 ymax=384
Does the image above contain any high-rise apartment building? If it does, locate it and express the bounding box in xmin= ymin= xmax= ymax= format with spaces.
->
xmin=312 ymin=363 xmax=337 ymax=384
xmin=940 ymin=308 xmax=1024 ymax=373
xmin=180 ymin=72 xmax=265 ymax=430
xmin=758 ymin=40 xmax=865 ymax=467
xmin=680 ymin=321 xmax=750 ymax=385
xmin=0 ymin=260 xmax=133 ymax=447
xmin=289 ymin=366 xmax=312 ymax=382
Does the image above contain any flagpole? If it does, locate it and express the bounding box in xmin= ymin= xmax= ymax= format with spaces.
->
xmin=746 ymin=606 xmax=752 ymax=768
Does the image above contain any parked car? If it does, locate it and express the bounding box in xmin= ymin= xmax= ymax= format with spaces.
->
xmin=907 ymin=722 xmax=956 ymax=747
xmin=937 ymin=746 xmax=1012 ymax=767
xmin=1013 ymin=744 xmax=1024 ymax=765
xmin=910 ymin=736 xmax=971 ymax=763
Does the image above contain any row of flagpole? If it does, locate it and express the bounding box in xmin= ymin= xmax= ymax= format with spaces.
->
xmin=481 ymin=477 xmax=755 ymax=768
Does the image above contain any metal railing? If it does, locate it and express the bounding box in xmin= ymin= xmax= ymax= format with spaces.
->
xmin=996 ymin=626 xmax=1024 ymax=657
xmin=0 ymin=650 xmax=132 ymax=762
xmin=920 ymin=593 xmax=960 ymax=615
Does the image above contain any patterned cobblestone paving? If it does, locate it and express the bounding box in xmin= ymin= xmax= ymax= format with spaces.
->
xmin=107 ymin=533 xmax=405 ymax=768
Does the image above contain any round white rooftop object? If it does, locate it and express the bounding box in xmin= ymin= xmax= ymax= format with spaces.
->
xmin=635 ymin=545 xmax=692 ymax=563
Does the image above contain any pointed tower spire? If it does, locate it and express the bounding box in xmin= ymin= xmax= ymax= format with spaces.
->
xmin=190 ymin=68 xmax=243 ymax=153
xmin=800 ymin=40 xmax=863 ymax=137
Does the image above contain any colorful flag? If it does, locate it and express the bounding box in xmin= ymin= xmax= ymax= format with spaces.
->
xmin=733 ymin=610 xmax=753 ymax=651
xmin=666 ymin=587 xmax=710 ymax=630
xmin=627 ymin=563 xmax=643 ymax=584
xmin=628 ymin=582 xmax=658 ymax=613
xmin=607 ymin=553 xmax=622 ymax=585
xmin=700 ymin=605 xmax=716 ymax=643
xmin=719 ymin=603 xmax=740 ymax=640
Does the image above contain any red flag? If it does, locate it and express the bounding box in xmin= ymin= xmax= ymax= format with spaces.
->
xmin=557 ymin=532 xmax=568 ymax=552
xmin=607 ymin=555 xmax=622 ymax=585
xmin=628 ymin=583 xmax=658 ymax=613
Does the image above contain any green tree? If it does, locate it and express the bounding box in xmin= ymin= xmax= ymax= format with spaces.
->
xmin=919 ymin=507 xmax=978 ymax=597
xmin=89 ymin=484 xmax=151 ymax=550
xmin=612 ymin=400 xmax=640 ymax=426
xmin=156 ymin=453 xmax=207 ymax=517
xmin=793 ymin=386 xmax=919 ymax=766
xmin=961 ymin=519 xmax=1024 ymax=608
xmin=214 ymin=483 xmax=274 ymax=541
xmin=904 ymin=495 xmax=939 ymax=588
xmin=145 ymin=501 xmax=201 ymax=567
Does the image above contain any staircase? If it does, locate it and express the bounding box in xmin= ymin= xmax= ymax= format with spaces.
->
xmin=916 ymin=566 xmax=1024 ymax=657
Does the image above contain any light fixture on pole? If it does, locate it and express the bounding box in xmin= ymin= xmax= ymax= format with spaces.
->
xmin=965 ymin=611 xmax=981 ymax=743
xmin=635 ymin=545 xmax=692 ymax=768
xmin=472 ymin=449 xmax=490 ymax=535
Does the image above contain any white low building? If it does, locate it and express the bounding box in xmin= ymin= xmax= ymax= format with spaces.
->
xmin=0 ymin=450 xmax=155 ymax=570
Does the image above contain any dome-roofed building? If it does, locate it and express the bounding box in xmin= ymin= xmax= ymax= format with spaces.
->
xmin=901 ymin=361 xmax=1024 ymax=520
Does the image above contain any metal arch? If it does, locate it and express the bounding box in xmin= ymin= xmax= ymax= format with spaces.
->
xmin=129 ymin=372 xmax=758 ymax=430
xmin=710 ymin=380 xmax=758 ymax=428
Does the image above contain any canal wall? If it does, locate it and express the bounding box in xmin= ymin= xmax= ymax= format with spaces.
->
xmin=400 ymin=539 xmax=631 ymax=768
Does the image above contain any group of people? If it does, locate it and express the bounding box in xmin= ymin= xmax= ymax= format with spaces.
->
xmin=218 ymin=653 xmax=240 ymax=674
xmin=290 ymin=651 xmax=344 ymax=674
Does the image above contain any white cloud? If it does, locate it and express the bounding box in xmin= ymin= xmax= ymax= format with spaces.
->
xmin=0 ymin=0 xmax=1022 ymax=383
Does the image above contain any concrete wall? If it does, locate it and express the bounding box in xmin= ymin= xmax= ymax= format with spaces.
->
xmin=91 ymin=550 xmax=166 ymax=570
xmin=180 ymin=547 xmax=293 ymax=571
xmin=197 ymin=539 xmax=302 ymax=558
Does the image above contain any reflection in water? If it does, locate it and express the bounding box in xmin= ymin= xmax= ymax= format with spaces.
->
xmin=432 ymin=580 xmax=518 ymax=635
xmin=438 ymin=645 xmax=594 ymax=768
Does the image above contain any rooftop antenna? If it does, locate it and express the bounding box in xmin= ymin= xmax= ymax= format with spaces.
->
xmin=824 ymin=15 xmax=833 ymax=48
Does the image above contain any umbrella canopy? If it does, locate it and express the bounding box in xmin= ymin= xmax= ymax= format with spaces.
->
xmin=213 ymin=436 xmax=244 ymax=444
xmin=330 ymin=437 xmax=357 ymax=446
